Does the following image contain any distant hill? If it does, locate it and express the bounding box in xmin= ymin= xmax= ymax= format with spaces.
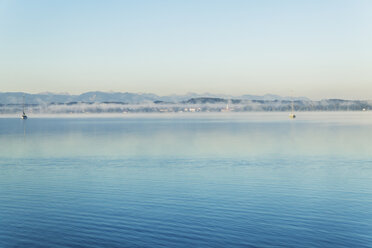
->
xmin=1 ymin=91 xmax=371 ymax=114
xmin=0 ymin=91 xmax=310 ymax=104
xmin=184 ymin=98 xmax=228 ymax=104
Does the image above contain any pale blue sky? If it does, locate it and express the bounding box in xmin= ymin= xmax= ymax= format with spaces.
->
xmin=0 ymin=0 xmax=371 ymax=99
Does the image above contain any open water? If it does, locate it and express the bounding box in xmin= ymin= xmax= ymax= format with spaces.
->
xmin=0 ymin=112 xmax=371 ymax=247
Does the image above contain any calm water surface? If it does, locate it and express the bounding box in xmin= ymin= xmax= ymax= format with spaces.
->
xmin=0 ymin=113 xmax=372 ymax=247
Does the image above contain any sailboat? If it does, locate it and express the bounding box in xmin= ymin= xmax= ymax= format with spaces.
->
xmin=289 ymin=99 xmax=296 ymax=119
xmin=21 ymin=95 xmax=27 ymax=119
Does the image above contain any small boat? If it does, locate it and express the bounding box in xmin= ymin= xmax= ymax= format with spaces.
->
xmin=289 ymin=99 xmax=296 ymax=119
xmin=21 ymin=95 xmax=27 ymax=119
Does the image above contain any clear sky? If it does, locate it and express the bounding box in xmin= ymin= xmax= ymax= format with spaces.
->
xmin=0 ymin=0 xmax=371 ymax=99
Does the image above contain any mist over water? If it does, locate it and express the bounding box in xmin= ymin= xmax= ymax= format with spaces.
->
xmin=1 ymin=113 xmax=372 ymax=247
xmin=2 ymin=112 xmax=372 ymax=158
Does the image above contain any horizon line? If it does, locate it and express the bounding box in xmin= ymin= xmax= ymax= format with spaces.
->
xmin=1 ymin=91 xmax=372 ymax=101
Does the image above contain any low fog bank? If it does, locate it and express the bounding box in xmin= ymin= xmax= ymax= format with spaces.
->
xmin=1 ymin=98 xmax=371 ymax=114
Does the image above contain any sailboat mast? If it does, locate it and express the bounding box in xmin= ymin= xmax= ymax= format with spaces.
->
xmin=291 ymin=100 xmax=294 ymax=113
xmin=21 ymin=95 xmax=28 ymax=119
xmin=23 ymin=95 xmax=25 ymax=113
xmin=289 ymin=91 xmax=296 ymax=119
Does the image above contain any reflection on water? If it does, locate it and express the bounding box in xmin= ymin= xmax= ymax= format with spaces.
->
xmin=2 ymin=112 xmax=372 ymax=158
xmin=0 ymin=113 xmax=372 ymax=247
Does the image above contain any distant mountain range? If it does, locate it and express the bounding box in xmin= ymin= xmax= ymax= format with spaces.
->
xmin=0 ymin=91 xmax=310 ymax=105
xmin=1 ymin=92 xmax=371 ymax=114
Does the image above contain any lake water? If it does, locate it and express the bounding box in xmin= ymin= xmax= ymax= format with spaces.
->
xmin=0 ymin=112 xmax=372 ymax=247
